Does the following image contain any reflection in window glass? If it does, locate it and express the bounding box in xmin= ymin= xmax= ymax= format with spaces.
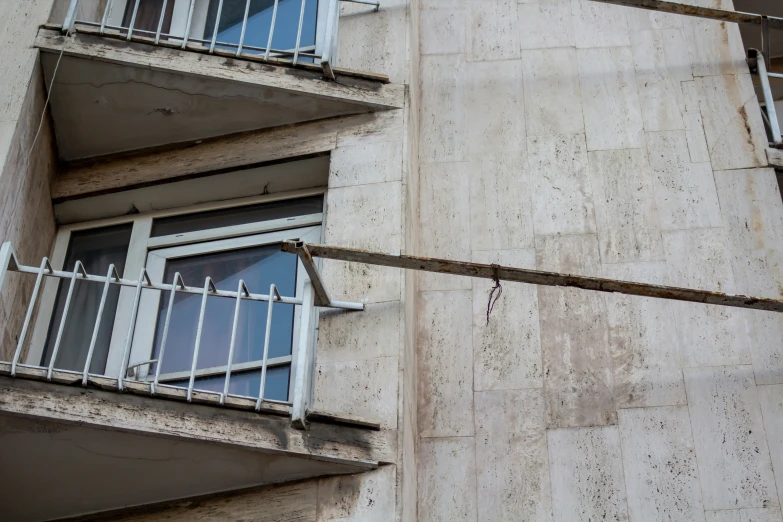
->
xmin=169 ymin=366 xmax=290 ymax=401
xmin=204 ymin=0 xmax=318 ymax=54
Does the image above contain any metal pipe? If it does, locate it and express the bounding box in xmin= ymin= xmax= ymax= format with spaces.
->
xmin=188 ymin=277 xmax=217 ymax=401
xmin=11 ymin=258 xmax=52 ymax=376
xmin=182 ymin=0 xmax=196 ymax=49
xmin=209 ymin=0 xmax=225 ymax=53
xmin=750 ymin=49 xmax=783 ymax=148
xmin=293 ymin=0 xmax=308 ymax=64
xmin=221 ymin=279 xmax=250 ymax=404
xmin=155 ymin=0 xmax=169 ymax=44
xmin=47 ymin=261 xmax=88 ymax=380
xmin=282 ymin=241 xmax=783 ymax=314
xmin=152 ymin=272 xmax=186 ymax=394
xmin=82 ymin=264 xmax=121 ymax=385
xmin=100 ymin=0 xmax=114 ymax=34
xmin=342 ymin=0 xmax=380 ymax=10
xmin=264 ymin=0 xmax=280 ymax=60
xmin=237 ymin=0 xmax=252 ymax=56
xmin=256 ymin=284 xmax=281 ymax=410
xmin=290 ymin=281 xmax=314 ymax=429
xmin=118 ymin=268 xmax=152 ymax=390
xmin=127 ymin=0 xmax=141 ymax=40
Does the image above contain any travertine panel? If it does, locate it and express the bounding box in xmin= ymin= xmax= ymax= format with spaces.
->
xmin=714 ymin=168 xmax=783 ymax=254
xmin=465 ymin=60 xmax=525 ymax=154
xmin=625 ymin=6 xmax=683 ymax=31
xmin=522 ymin=49 xmax=585 ymax=137
xmin=312 ymin=357 xmax=399 ymax=430
xmin=571 ymin=0 xmax=630 ymax=49
xmin=468 ymin=0 xmax=519 ymax=61
xmin=631 ymin=28 xmax=692 ymax=132
xmin=664 ymin=228 xmax=751 ymax=367
xmin=528 ymin=134 xmax=595 ymax=236
xmin=324 ymin=181 xmax=401 ymax=253
xmin=683 ymin=17 xmax=747 ymax=77
xmin=419 ymin=162 xmax=471 ymax=291
xmin=418 ymin=291 xmax=474 ymax=438
xmin=317 ymin=302 xmax=402 ymax=363
xmin=472 ymin=249 xmax=542 ymax=391
xmin=705 ymin=508 xmax=783 ymax=522
xmin=320 ymin=259 xmax=402 ymax=304
xmin=475 ymin=390 xmax=552 ymax=521
xmin=758 ymin=384 xmax=783 ymax=511
xmin=469 ymin=151 xmax=533 ymax=251
xmin=646 ymin=130 xmax=722 ymax=231
xmin=337 ymin=6 xmax=407 ymax=84
xmin=697 ymin=74 xmax=767 ymax=171
xmin=548 ymin=426 xmax=629 ymax=522
xmin=684 ymin=366 xmax=778 ymax=510
xmin=420 ymin=55 xmax=466 ymax=163
xmin=418 ymin=438 xmax=478 ymax=522
xmin=536 ymin=234 xmax=614 ymax=427
xmin=618 ymin=407 xmax=705 ymax=522
xmin=517 ymin=0 xmax=575 ymax=50
xmin=577 ymin=47 xmax=644 ymax=151
xmin=317 ymin=466 xmax=396 ymax=521
xmin=329 ymin=141 xmax=403 ymax=188
xmin=684 ymin=110 xmax=711 ymax=163
xmin=420 ymin=9 xmax=466 ymax=55
xmin=588 ymin=148 xmax=663 ymax=263
xmin=603 ymin=262 xmax=685 ymax=409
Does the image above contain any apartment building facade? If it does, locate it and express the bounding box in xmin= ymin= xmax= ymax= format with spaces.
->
xmin=1 ymin=0 xmax=783 ymax=520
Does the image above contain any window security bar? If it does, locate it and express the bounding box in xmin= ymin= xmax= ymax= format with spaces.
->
xmin=0 ymin=241 xmax=363 ymax=430
xmin=62 ymin=0 xmax=381 ymax=81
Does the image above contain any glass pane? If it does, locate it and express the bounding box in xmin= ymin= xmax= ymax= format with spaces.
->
xmin=203 ymin=0 xmax=318 ymax=54
xmin=167 ymin=365 xmax=290 ymax=401
xmin=41 ymin=224 xmax=134 ymax=373
xmin=150 ymin=196 xmax=323 ymax=237
xmin=151 ymin=244 xmax=297 ymax=379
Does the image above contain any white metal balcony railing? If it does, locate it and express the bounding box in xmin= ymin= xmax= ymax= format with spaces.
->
xmin=62 ymin=0 xmax=381 ymax=80
xmin=0 ymin=241 xmax=363 ymax=429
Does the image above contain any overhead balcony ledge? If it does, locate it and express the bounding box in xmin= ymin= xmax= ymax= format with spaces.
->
xmin=0 ymin=376 xmax=395 ymax=520
xmin=34 ymin=27 xmax=404 ymax=161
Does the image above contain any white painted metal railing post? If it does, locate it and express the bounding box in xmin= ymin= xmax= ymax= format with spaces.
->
xmin=100 ymin=0 xmax=114 ymax=34
xmin=81 ymin=264 xmax=120 ymax=385
xmin=293 ymin=0 xmax=308 ymax=65
xmin=181 ymin=0 xmax=196 ymax=49
xmin=291 ymin=281 xmax=314 ymax=429
xmin=187 ymin=277 xmax=217 ymax=402
xmin=47 ymin=261 xmax=88 ymax=380
xmin=264 ymin=0 xmax=281 ymax=60
xmin=63 ymin=0 xmax=80 ymax=34
xmin=127 ymin=0 xmax=141 ymax=40
xmin=256 ymin=284 xmax=281 ymax=411
xmin=221 ymin=279 xmax=250 ymax=404
xmin=155 ymin=0 xmax=169 ymax=44
xmin=118 ymin=268 xmax=152 ymax=390
xmin=209 ymin=0 xmax=225 ymax=53
xmin=11 ymin=257 xmax=52 ymax=376
xmin=152 ymin=272 xmax=186 ymax=394
xmin=751 ymin=49 xmax=783 ymax=148
xmin=320 ymin=0 xmax=339 ymax=79
xmin=236 ymin=0 xmax=252 ymax=56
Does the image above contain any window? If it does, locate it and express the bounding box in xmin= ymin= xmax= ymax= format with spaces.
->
xmin=27 ymin=191 xmax=324 ymax=404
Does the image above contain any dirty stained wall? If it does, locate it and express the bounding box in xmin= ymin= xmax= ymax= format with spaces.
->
xmin=416 ymin=0 xmax=783 ymax=521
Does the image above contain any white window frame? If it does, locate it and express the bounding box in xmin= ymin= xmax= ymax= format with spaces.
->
xmin=128 ymin=225 xmax=322 ymax=401
xmin=25 ymin=188 xmax=326 ymax=386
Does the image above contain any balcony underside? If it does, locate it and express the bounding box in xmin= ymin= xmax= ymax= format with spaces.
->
xmin=0 ymin=376 xmax=394 ymax=521
xmin=35 ymin=27 xmax=404 ymax=161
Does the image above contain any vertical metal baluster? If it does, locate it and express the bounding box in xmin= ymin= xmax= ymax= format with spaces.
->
xmin=209 ymin=0 xmax=224 ymax=53
xmin=81 ymin=264 xmax=120 ymax=385
xmin=63 ymin=0 xmax=81 ymax=34
xmin=188 ymin=277 xmax=216 ymax=402
xmin=47 ymin=261 xmax=88 ymax=380
xmin=256 ymin=284 xmax=281 ymax=411
xmin=127 ymin=0 xmax=141 ymax=40
xmin=11 ymin=258 xmax=53 ymax=376
xmin=292 ymin=0 xmax=307 ymax=64
xmin=152 ymin=272 xmax=185 ymax=394
xmin=182 ymin=0 xmax=196 ymax=49
xmin=118 ymin=268 xmax=152 ymax=390
xmin=236 ymin=0 xmax=251 ymax=56
xmin=155 ymin=0 xmax=169 ymax=44
xmin=100 ymin=0 xmax=114 ymax=34
xmin=222 ymin=280 xmax=250 ymax=404
xmin=264 ymin=0 xmax=280 ymax=60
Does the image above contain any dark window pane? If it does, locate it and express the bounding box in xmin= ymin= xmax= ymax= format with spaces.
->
xmin=41 ymin=224 xmax=133 ymax=373
xmin=204 ymin=0 xmax=319 ymax=53
xmin=122 ymin=0 xmax=175 ymax=35
xmin=167 ymin=365 xmax=290 ymax=401
xmin=151 ymin=245 xmax=298 ymax=376
xmin=150 ymin=196 xmax=323 ymax=237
